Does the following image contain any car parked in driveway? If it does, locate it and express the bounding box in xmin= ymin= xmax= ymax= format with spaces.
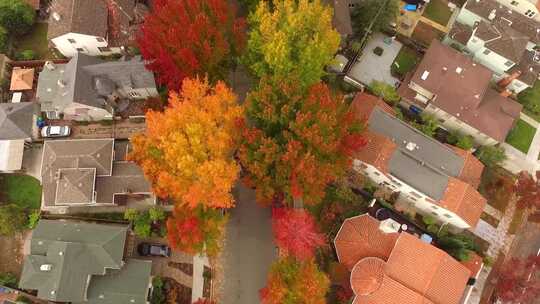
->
xmin=137 ymin=243 xmax=171 ymax=257
xmin=41 ymin=125 xmax=71 ymax=138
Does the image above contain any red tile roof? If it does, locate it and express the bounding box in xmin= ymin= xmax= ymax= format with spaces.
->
xmin=334 ymin=214 xmax=399 ymax=270
xmin=447 ymin=146 xmax=484 ymax=189
xmin=351 ymin=93 xmax=395 ymax=122
xmin=440 ymin=177 xmax=487 ymax=228
xmin=385 ymin=233 xmax=471 ymax=304
xmin=461 ymin=253 xmax=484 ymax=278
xmin=339 ymin=223 xmax=471 ymax=304
xmin=354 ymin=131 xmax=397 ymax=174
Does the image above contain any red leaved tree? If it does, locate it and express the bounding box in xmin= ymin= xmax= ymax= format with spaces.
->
xmin=515 ymin=171 xmax=540 ymax=211
xmin=137 ymin=0 xmax=246 ymax=90
xmin=272 ymin=207 xmax=326 ymax=260
xmin=192 ymin=299 xmax=215 ymax=304
xmin=166 ymin=205 xmax=227 ymax=257
xmin=496 ymin=255 xmax=540 ymax=303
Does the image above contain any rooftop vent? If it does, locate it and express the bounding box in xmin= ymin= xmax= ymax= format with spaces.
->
xmin=52 ymin=12 xmax=61 ymax=21
xmin=421 ymin=70 xmax=430 ymax=80
xmin=44 ymin=61 xmax=55 ymax=71
xmin=488 ymin=9 xmax=496 ymax=21
xmin=456 ymin=67 xmax=463 ymax=74
xmin=379 ymin=218 xmax=401 ymax=234
xmin=57 ymin=79 xmax=66 ymax=88
xmin=40 ymin=264 xmax=52 ymax=271
xmin=442 ymin=66 xmax=448 ymax=71
xmin=405 ymin=142 xmax=417 ymax=151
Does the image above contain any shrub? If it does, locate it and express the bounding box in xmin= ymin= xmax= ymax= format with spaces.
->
xmin=373 ymin=46 xmax=384 ymax=56
xmin=476 ymin=145 xmax=507 ymax=168
xmin=448 ymin=130 xmax=474 ymax=150
xmin=0 ymin=26 xmax=7 ymax=53
xmin=150 ymin=276 xmax=166 ymax=304
xmin=27 ymin=210 xmax=40 ymax=229
xmin=0 ymin=272 xmax=17 ymax=288
xmin=16 ymin=49 xmax=34 ymax=60
xmin=369 ymin=80 xmax=400 ymax=104
xmin=414 ymin=113 xmax=438 ymax=137
xmin=15 ymin=295 xmax=31 ymax=304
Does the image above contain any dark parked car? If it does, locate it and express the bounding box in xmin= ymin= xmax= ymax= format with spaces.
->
xmin=137 ymin=243 xmax=171 ymax=257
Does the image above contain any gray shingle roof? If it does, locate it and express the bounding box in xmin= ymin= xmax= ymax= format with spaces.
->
xmin=368 ymin=108 xmax=465 ymax=200
xmin=19 ymin=220 xmax=128 ymax=303
xmin=37 ymin=53 xmax=156 ymax=114
xmin=0 ymin=102 xmax=35 ymax=140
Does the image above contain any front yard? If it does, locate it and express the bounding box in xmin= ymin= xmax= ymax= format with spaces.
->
xmin=423 ymin=0 xmax=453 ymax=26
xmin=391 ymin=46 xmax=420 ymax=78
xmin=12 ymin=22 xmax=52 ymax=60
xmin=0 ymin=174 xmax=41 ymax=210
xmin=505 ymin=119 xmax=536 ymax=153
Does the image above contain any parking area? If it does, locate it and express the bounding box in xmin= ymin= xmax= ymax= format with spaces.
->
xmin=44 ymin=119 xmax=146 ymax=140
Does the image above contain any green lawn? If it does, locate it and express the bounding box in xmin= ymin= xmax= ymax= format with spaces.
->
xmin=505 ymin=119 xmax=536 ymax=153
xmin=423 ymin=0 xmax=453 ymax=26
xmin=391 ymin=46 xmax=420 ymax=77
xmin=518 ymin=80 xmax=540 ymax=123
xmin=0 ymin=174 xmax=42 ymax=210
xmin=12 ymin=22 xmax=51 ymax=60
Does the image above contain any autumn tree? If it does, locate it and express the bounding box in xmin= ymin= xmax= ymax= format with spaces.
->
xmin=496 ymin=255 xmax=540 ymax=303
xmin=260 ymin=257 xmax=330 ymax=304
xmin=515 ymin=171 xmax=540 ymax=211
xmin=167 ymin=205 xmax=227 ymax=257
xmin=192 ymin=299 xmax=215 ymax=304
xmin=129 ymin=78 xmax=244 ymax=209
xmin=272 ymin=207 xmax=326 ymax=260
xmin=245 ymin=0 xmax=340 ymax=88
xmin=137 ymin=0 xmax=246 ymax=90
xmin=238 ymin=77 xmax=365 ymax=205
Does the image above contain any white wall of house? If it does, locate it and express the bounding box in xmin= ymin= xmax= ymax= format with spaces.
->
xmin=456 ymin=5 xmax=484 ymax=26
xmin=352 ymin=160 xmax=471 ymax=230
xmin=494 ymin=0 xmax=540 ymax=20
xmin=51 ymin=33 xmax=122 ymax=57
xmin=465 ymin=34 xmax=516 ymax=74
xmin=508 ymin=78 xmax=531 ymax=93
xmin=424 ymin=104 xmax=499 ymax=146
xmin=63 ymin=102 xmax=113 ymax=121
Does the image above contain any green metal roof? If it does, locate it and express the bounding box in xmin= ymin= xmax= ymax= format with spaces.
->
xmin=19 ymin=220 xmax=130 ymax=303
xmin=76 ymin=259 xmax=152 ymax=304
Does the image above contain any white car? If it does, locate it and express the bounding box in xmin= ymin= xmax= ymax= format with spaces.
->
xmin=41 ymin=125 xmax=71 ymax=138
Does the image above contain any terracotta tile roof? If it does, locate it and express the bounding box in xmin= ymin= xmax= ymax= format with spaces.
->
xmin=384 ymin=233 xmax=471 ymax=304
xmin=440 ymin=177 xmax=487 ymax=228
xmin=461 ymin=252 xmax=484 ymax=278
xmin=345 ymin=228 xmax=471 ymax=304
xmin=334 ymin=214 xmax=399 ymax=270
xmin=10 ymin=68 xmax=34 ymax=91
xmin=447 ymin=146 xmax=484 ymax=189
xmin=354 ymin=131 xmax=397 ymax=174
xmin=351 ymin=93 xmax=395 ymax=122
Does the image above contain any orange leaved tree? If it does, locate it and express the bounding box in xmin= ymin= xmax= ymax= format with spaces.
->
xmin=260 ymin=257 xmax=330 ymax=304
xmin=129 ymin=78 xmax=244 ymax=210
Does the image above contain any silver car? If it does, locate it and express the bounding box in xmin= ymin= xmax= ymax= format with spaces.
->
xmin=41 ymin=125 xmax=71 ymax=138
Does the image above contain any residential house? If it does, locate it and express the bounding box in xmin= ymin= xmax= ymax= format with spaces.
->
xmin=352 ymin=93 xmax=487 ymax=230
xmin=39 ymin=139 xmax=155 ymax=213
xmin=324 ymin=0 xmax=354 ymax=39
xmin=47 ymin=0 xmax=148 ymax=57
xmin=0 ymin=102 xmax=37 ymax=172
xmin=19 ymin=219 xmax=152 ymax=303
xmin=398 ymin=40 xmax=523 ymax=145
xmin=36 ymin=53 xmax=158 ymax=120
xmin=334 ymin=214 xmax=477 ymax=304
xmin=448 ymin=0 xmax=540 ymax=93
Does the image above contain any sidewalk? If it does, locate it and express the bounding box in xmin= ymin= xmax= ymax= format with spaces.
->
xmin=500 ymin=112 xmax=540 ymax=174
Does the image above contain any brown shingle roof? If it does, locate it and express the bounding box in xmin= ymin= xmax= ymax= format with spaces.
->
xmin=324 ymin=0 xmax=353 ymax=36
xmin=334 ymin=214 xmax=399 ymax=270
xmin=354 ymin=131 xmax=397 ymax=174
xmin=439 ymin=177 xmax=487 ymax=227
xmin=449 ymin=22 xmax=473 ymax=45
xmin=408 ymin=40 xmax=522 ymax=141
xmin=475 ymin=20 xmax=529 ymax=63
xmin=508 ymin=49 xmax=540 ymax=86
xmin=48 ymin=0 xmax=108 ymax=40
xmin=448 ymin=146 xmax=484 ymax=189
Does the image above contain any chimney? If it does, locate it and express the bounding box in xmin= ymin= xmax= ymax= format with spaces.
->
xmin=497 ymin=71 xmax=521 ymax=89
xmin=44 ymin=61 xmax=55 ymax=71
xmin=500 ymin=89 xmax=512 ymax=97
xmin=52 ymin=12 xmax=61 ymax=21
xmin=57 ymin=79 xmax=66 ymax=88
xmin=488 ymin=9 xmax=497 ymax=20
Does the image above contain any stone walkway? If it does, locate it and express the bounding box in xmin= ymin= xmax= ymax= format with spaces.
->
xmin=473 ymin=198 xmax=517 ymax=258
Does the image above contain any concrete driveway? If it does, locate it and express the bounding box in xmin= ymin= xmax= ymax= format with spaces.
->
xmin=221 ymin=184 xmax=276 ymax=304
